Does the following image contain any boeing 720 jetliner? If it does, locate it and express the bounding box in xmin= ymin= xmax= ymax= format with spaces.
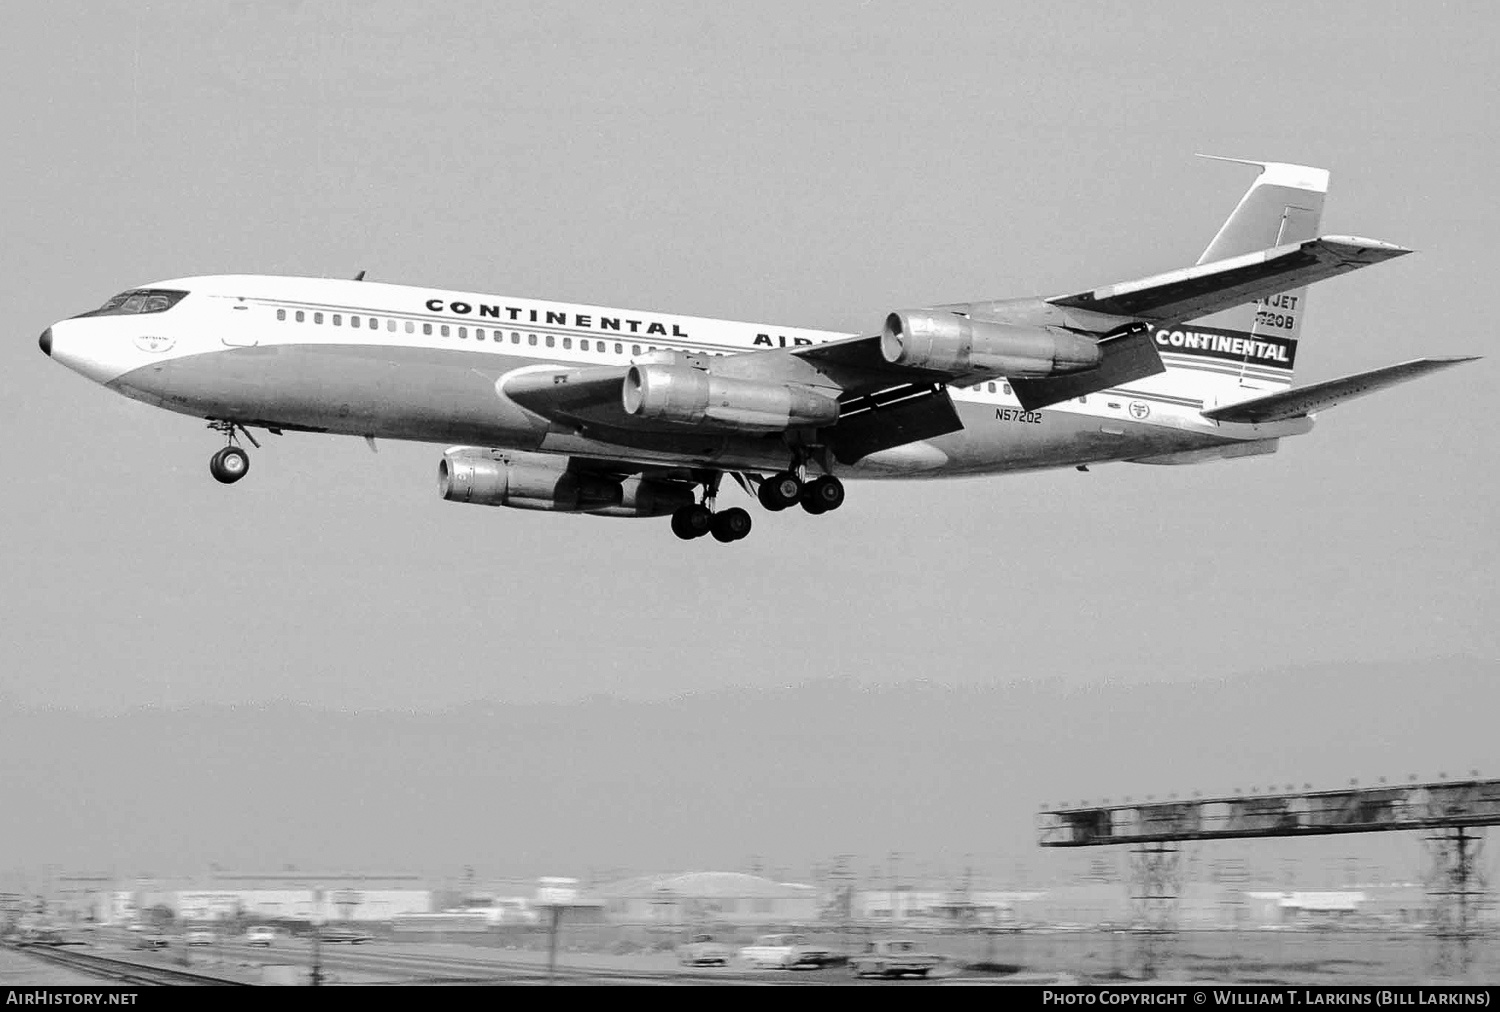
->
xmin=39 ymin=159 xmax=1477 ymax=543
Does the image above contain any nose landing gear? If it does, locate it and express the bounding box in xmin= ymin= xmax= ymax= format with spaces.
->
xmin=207 ymin=419 xmax=258 ymax=485
xmin=209 ymin=445 xmax=250 ymax=484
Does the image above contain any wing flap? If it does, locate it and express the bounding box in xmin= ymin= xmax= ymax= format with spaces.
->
xmin=827 ymin=383 xmax=963 ymax=464
xmin=1202 ymin=357 xmax=1479 ymax=423
xmin=1010 ymin=327 xmax=1164 ymax=412
xmin=1049 ymin=236 xmax=1411 ymax=322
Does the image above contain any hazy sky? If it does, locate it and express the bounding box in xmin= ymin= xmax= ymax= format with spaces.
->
xmin=2 ymin=2 xmax=1496 ymax=881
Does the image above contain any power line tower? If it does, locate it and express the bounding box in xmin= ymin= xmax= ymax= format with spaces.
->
xmin=1426 ymin=827 xmax=1489 ymax=978
xmin=827 ymin=856 xmax=856 ymax=949
xmin=1215 ymin=858 xmax=1250 ymax=930
xmin=1127 ymin=843 xmax=1182 ymax=979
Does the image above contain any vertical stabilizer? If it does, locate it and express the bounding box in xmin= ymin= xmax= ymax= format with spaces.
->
xmin=1157 ymin=158 xmax=1329 ymax=398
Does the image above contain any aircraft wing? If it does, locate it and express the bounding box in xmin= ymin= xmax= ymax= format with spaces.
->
xmin=1048 ymin=236 xmax=1411 ymax=323
xmin=498 ymin=346 xmax=969 ymax=465
xmin=1201 ymin=357 xmax=1479 ymax=423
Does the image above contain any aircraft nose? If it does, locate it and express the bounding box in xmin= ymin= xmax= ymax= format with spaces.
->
xmin=39 ymin=327 xmax=52 ymax=356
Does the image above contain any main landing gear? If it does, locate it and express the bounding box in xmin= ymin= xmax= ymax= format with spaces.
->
xmin=670 ymin=503 xmax=752 ymax=543
xmin=671 ymin=471 xmax=752 ymax=543
xmin=207 ymin=420 xmax=257 ymax=485
xmin=756 ymin=470 xmax=845 ymax=516
xmin=672 ymin=467 xmax=845 ymax=544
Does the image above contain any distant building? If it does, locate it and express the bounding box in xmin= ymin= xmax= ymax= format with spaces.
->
xmin=597 ymin=872 xmax=818 ymax=927
xmin=852 ymin=888 xmax=1044 ymax=925
xmin=1245 ymin=891 xmax=1367 ymax=926
xmin=69 ymin=872 xmax=431 ymax=924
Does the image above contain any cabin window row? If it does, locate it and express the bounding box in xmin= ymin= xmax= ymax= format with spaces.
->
xmin=275 ymin=307 xmax=720 ymax=358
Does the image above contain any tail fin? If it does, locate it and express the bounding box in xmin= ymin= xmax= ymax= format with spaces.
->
xmin=1158 ymin=157 xmax=1329 ymax=398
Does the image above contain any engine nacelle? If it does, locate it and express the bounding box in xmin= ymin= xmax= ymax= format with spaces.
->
xmin=622 ymin=364 xmax=839 ymax=431
xmin=437 ymin=450 xmax=695 ymax=517
xmin=590 ymin=476 xmax=697 ymax=518
xmin=439 ymin=450 xmax=622 ymax=512
xmin=880 ymin=310 xmax=1101 ymax=378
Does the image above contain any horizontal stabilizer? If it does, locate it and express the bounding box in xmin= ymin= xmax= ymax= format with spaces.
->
xmin=1202 ymin=357 xmax=1479 ymax=424
xmin=1050 ymin=236 xmax=1411 ymax=323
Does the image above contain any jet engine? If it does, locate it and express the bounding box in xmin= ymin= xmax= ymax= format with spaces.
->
xmin=437 ymin=449 xmax=692 ymax=517
xmin=622 ymin=364 xmax=839 ymax=431
xmin=881 ymin=310 xmax=1101 ymax=377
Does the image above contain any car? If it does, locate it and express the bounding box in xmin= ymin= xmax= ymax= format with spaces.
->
xmin=318 ymin=927 xmax=372 ymax=944
xmin=244 ymin=926 xmax=276 ymax=947
xmin=848 ymin=938 xmax=943 ymax=979
xmin=738 ymin=933 xmax=833 ymax=970
xmin=185 ymin=928 xmax=217 ymax=946
xmin=132 ymin=933 xmax=170 ymax=950
xmin=676 ymin=933 xmax=734 ymax=967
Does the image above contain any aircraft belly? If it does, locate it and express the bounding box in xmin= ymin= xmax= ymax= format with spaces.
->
xmin=849 ymin=400 xmax=1243 ymax=478
xmin=109 ymin=343 xmax=795 ymax=470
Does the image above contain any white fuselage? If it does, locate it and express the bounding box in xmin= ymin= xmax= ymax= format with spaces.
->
xmin=43 ymin=275 xmax=1309 ymax=477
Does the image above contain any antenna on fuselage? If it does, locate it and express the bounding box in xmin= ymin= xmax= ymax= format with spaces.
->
xmin=353 ymin=270 xmax=366 ymax=281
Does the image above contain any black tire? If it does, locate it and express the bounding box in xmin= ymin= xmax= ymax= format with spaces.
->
xmin=758 ymin=471 xmax=802 ymax=511
xmin=210 ymin=446 xmax=250 ymax=484
xmin=799 ymin=485 xmax=828 ymax=515
xmin=675 ymin=504 xmax=713 ymax=538
xmin=670 ymin=507 xmax=696 ymax=540
xmin=711 ymin=506 xmax=752 ymax=543
xmin=809 ymin=474 xmax=845 ymax=512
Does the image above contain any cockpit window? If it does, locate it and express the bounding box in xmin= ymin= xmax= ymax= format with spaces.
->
xmin=72 ymin=288 xmax=189 ymax=319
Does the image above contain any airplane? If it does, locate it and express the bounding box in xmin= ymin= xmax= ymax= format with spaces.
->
xmin=38 ymin=158 xmax=1477 ymax=544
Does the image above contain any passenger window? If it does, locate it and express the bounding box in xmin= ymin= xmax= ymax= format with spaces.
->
xmin=528 ymin=334 xmax=537 ymax=346
xmin=458 ymin=327 xmax=467 ymax=339
xmin=615 ymin=343 xmax=623 ymax=354
xmin=1003 ymin=383 xmax=1012 ymax=395
xmin=988 ymin=382 xmax=996 ymax=393
xmin=632 ymin=344 xmax=641 ymax=355
xmin=387 ymin=319 xmax=396 ymax=332
xmin=1079 ymin=395 xmax=1086 ymax=403
xmin=333 ymin=314 xmax=342 ymax=326
xmin=511 ymin=333 xmax=519 ymax=343
xmin=349 ymin=315 xmax=357 ymax=327
xmin=276 ymin=309 xmax=286 ymax=321
xmin=440 ymin=325 xmax=449 ymax=337
xmin=405 ymin=322 xmax=414 ymax=334
xmin=296 ymin=311 xmax=305 ymax=322
xmin=562 ymin=337 xmax=571 ymax=349
xmin=423 ymin=324 xmax=432 ymax=336
xmin=369 ymin=317 xmax=378 ymax=329
xmin=314 ymin=312 xmax=323 ymax=324
xmin=476 ymin=329 xmax=485 ymax=340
